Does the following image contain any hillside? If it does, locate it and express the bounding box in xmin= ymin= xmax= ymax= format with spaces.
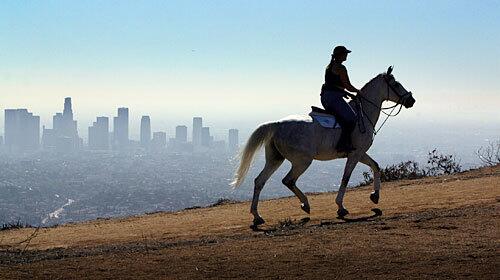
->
xmin=1 ymin=165 xmax=499 ymax=279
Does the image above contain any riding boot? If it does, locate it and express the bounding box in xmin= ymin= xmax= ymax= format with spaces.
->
xmin=336 ymin=125 xmax=355 ymax=152
xmin=336 ymin=133 xmax=355 ymax=152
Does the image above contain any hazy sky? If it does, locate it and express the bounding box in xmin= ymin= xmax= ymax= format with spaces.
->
xmin=1 ymin=1 xmax=499 ymax=139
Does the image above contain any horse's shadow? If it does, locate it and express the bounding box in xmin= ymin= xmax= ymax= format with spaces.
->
xmin=337 ymin=208 xmax=383 ymax=222
xmin=251 ymin=208 xmax=383 ymax=232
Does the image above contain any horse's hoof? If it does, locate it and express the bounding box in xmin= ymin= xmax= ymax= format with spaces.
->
xmin=337 ymin=208 xmax=349 ymax=218
xmin=371 ymin=208 xmax=383 ymax=216
xmin=301 ymin=203 xmax=311 ymax=214
xmin=253 ymin=216 xmax=265 ymax=226
xmin=370 ymin=192 xmax=380 ymax=204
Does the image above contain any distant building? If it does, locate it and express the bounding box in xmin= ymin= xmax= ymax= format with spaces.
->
xmin=4 ymin=109 xmax=40 ymax=152
xmin=128 ymin=139 xmax=141 ymax=149
xmin=0 ymin=135 xmax=3 ymax=147
xmin=201 ymin=127 xmax=211 ymax=147
xmin=212 ymin=140 xmax=226 ymax=151
xmin=175 ymin=125 xmax=188 ymax=143
xmin=140 ymin=116 xmax=151 ymax=148
xmin=53 ymin=113 xmax=63 ymax=132
xmin=62 ymin=98 xmax=77 ymax=135
xmin=151 ymin=131 xmax=167 ymax=149
xmin=192 ymin=117 xmax=202 ymax=146
xmin=113 ymin=107 xmax=129 ymax=149
xmin=88 ymin=117 xmax=109 ymax=150
xmin=41 ymin=126 xmax=56 ymax=149
xmin=228 ymin=129 xmax=239 ymax=152
xmin=41 ymin=97 xmax=81 ymax=151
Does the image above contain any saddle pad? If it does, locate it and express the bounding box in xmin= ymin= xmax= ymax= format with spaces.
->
xmin=308 ymin=112 xmax=341 ymax=129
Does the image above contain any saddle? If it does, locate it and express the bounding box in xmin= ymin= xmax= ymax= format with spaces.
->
xmin=309 ymin=106 xmax=341 ymax=129
xmin=311 ymin=106 xmax=335 ymax=115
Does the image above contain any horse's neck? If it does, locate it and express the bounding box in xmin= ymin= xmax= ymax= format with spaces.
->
xmin=357 ymin=79 xmax=385 ymax=130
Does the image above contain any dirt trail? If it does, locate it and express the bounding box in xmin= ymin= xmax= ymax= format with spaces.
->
xmin=1 ymin=165 xmax=499 ymax=279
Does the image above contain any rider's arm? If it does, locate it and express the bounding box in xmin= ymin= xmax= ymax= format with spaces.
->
xmin=338 ymin=66 xmax=362 ymax=94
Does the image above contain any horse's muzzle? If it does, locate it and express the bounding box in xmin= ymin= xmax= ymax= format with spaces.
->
xmin=403 ymin=95 xmax=416 ymax=108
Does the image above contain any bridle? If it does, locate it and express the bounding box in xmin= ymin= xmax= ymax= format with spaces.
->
xmin=354 ymin=75 xmax=412 ymax=135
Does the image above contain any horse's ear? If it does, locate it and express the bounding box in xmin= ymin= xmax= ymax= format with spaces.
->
xmin=387 ymin=66 xmax=393 ymax=75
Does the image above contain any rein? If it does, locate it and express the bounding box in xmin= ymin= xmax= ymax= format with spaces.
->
xmin=354 ymin=77 xmax=410 ymax=135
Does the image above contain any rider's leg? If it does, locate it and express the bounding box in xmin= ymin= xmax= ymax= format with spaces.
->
xmin=321 ymin=92 xmax=357 ymax=151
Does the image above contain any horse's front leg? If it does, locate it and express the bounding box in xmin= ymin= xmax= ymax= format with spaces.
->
xmin=336 ymin=155 xmax=360 ymax=217
xmin=359 ymin=153 xmax=381 ymax=204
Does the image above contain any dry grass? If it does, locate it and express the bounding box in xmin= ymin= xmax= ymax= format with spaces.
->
xmin=1 ymin=165 xmax=499 ymax=279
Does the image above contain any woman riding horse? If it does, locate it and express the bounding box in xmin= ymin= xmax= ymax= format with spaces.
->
xmin=231 ymin=65 xmax=415 ymax=226
xmin=321 ymin=45 xmax=362 ymax=152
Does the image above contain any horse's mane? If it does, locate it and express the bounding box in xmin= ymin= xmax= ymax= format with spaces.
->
xmin=360 ymin=73 xmax=384 ymax=92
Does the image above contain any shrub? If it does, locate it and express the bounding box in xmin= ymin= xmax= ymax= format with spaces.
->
xmin=426 ymin=149 xmax=462 ymax=176
xmin=1 ymin=220 xmax=32 ymax=231
xmin=360 ymin=149 xmax=461 ymax=185
xmin=360 ymin=160 xmax=425 ymax=186
xmin=476 ymin=140 xmax=500 ymax=166
xmin=381 ymin=160 xmax=426 ymax=181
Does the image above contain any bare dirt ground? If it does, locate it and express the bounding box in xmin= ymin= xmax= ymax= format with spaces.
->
xmin=1 ymin=165 xmax=499 ymax=279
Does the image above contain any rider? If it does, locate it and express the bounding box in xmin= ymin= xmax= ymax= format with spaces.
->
xmin=321 ymin=45 xmax=362 ymax=152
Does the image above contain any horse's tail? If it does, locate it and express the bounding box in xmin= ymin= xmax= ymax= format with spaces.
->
xmin=230 ymin=123 xmax=276 ymax=188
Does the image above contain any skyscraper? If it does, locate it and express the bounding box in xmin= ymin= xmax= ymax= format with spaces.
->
xmin=152 ymin=132 xmax=167 ymax=149
xmin=41 ymin=97 xmax=81 ymax=151
xmin=192 ymin=117 xmax=202 ymax=146
xmin=228 ymin=129 xmax=239 ymax=152
xmin=175 ymin=125 xmax=188 ymax=143
xmin=4 ymin=109 xmax=40 ymax=152
xmin=201 ymin=127 xmax=211 ymax=147
xmin=88 ymin=117 xmax=109 ymax=150
xmin=53 ymin=113 xmax=63 ymax=132
xmin=140 ymin=116 xmax=151 ymax=148
xmin=59 ymin=97 xmax=79 ymax=139
xmin=113 ymin=107 xmax=129 ymax=149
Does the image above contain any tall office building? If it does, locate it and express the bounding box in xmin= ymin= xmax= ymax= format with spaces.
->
xmin=192 ymin=117 xmax=202 ymax=146
xmin=42 ymin=97 xmax=81 ymax=151
xmin=113 ymin=107 xmax=129 ymax=149
xmin=88 ymin=117 xmax=109 ymax=150
xmin=140 ymin=116 xmax=151 ymax=148
xmin=175 ymin=125 xmax=188 ymax=143
xmin=201 ymin=127 xmax=211 ymax=147
xmin=151 ymin=132 xmax=167 ymax=149
xmin=62 ymin=98 xmax=76 ymax=136
xmin=4 ymin=109 xmax=40 ymax=152
xmin=228 ymin=129 xmax=239 ymax=151
xmin=53 ymin=113 xmax=63 ymax=132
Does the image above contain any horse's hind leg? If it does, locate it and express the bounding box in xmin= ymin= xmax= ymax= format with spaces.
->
xmin=251 ymin=143 xmax=284 ymax=226
xmin=282 ymin=159 xmax=313 ymax=214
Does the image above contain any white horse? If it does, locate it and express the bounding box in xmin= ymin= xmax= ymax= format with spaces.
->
xmin=231 ymin=66 xmax=416 ymax=226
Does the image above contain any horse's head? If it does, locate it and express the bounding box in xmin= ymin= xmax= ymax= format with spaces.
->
xmin=382 ymin=66 xmax=415 ymax=108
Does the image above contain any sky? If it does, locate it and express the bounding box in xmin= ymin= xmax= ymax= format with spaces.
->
xmin=1 ymin=0 xmax=499 ymax=139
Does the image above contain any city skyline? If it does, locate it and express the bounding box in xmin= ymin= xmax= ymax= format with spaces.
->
xmin=3 ymin=97 xmax=240 ymax=152
xmin=0 ymin=97 xmax=245 ymax=142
